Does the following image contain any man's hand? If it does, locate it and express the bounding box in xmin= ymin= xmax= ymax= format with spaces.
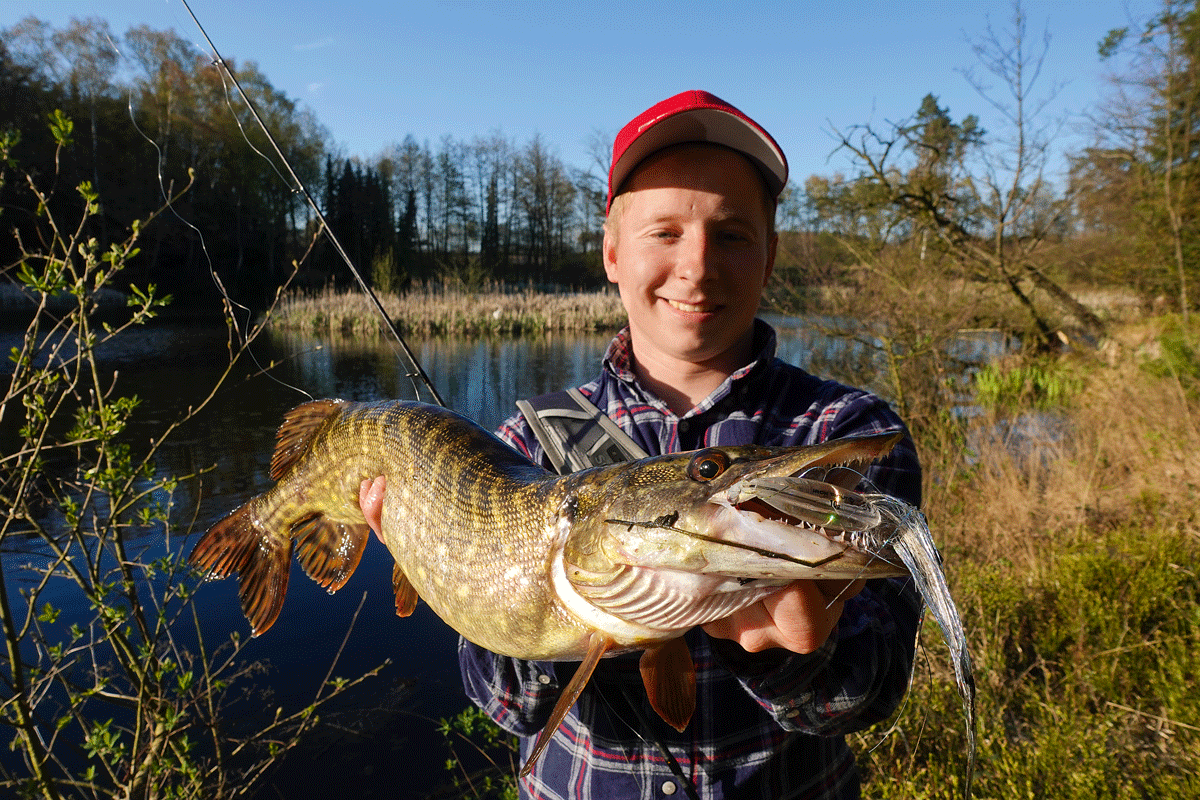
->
xmin=360 ymin=472 xmax=859 ymax=654
xmin=359 ymin=476 xmax=386 ymax=543
xmin=702 ymin=579 xmax=865 ymax=654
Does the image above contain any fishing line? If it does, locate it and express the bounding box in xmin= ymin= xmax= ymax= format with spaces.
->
xmin=617 ymin=683 xmax=702 ymax=800
xmin=101 ymin=22 xmax=319 ymax=403
xmin=177 ymin=0 xmax=445 ymax=408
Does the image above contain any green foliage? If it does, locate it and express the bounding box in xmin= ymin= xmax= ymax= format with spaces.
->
xmin=860 ymin=528 xmax=1200 ymax=799
xmin=973 ymin=359 xmax=1084 ymax=411
xmin=47 ymin=108 xmax=73 ymax=148
xmin=370 ymin=247 xmax=401 ymax=295
xmin=437 ymin=706 xmax=519 ymax=800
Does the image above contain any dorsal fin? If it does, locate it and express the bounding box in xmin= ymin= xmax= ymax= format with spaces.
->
xmin=392 ymin=563 xmax=419 ymax=616
xmin=520 ymin=631 xmax=612 ymax=778
xmin=638 ymin=637 xmax=696 ymax=732
xmin=271 ymin=399 xmax=344 ymax=480
xmin=290 ymin=512 xmax=371 ymax=593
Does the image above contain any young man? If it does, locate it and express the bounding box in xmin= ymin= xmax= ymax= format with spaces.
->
xmin=361 ymin=90 xmax=922 ymax=799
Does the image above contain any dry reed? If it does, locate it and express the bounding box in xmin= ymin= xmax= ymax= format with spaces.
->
xmin=271 ymin=284 xmax=627 ymax=337
xmin=926 ymin=322 xmax=1200 ymax=568
xmin=861 ymin=316 xmax=1200 ymax=799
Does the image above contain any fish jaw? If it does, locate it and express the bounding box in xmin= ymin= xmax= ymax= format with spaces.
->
xmin=558 ymin=433 xmax=911 ymax=639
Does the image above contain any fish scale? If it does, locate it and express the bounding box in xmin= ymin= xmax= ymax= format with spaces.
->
xmin=191 ymin=398 xmax=974 ymax=791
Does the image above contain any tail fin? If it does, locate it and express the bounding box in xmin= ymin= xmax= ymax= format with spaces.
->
xmin=190 ymin=502 xmax=292 ymax=637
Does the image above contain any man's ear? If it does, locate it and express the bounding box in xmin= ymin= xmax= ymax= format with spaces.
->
xmin=602 ymin=224 xmax=620 ymax=284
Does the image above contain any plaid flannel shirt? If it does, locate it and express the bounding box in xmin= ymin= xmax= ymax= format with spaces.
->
xmin=460 ymin=320 xmax=923 ymax=799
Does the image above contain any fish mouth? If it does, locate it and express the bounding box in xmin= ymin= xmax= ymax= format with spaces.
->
xmin=713 ymin=433 xmax=902 ymax=536
xmin=722 ymin=476 xmax=883 ymax=540
xmin=696 ymin=477 xmax=909 ymax=577
xmin=691 ymin=435 xmax=910 ymax=575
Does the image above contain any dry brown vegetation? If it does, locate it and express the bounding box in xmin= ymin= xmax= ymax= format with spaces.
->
xmin=271 ymin=283 xmax=627 ymax=337
xmin=926 ymin=317 xmax=1199 ymax=564
xmin=855 ymin=315 xmax=1200 ymax=799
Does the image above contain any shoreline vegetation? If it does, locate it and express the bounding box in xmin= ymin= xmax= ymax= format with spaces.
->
xmin=268 ymin=282 xmax=1150 ymax=340
xmin=858 ymin=312 xmax=1200 ymax=798
xmin=270 ymin=284 xmax=628 ymax=337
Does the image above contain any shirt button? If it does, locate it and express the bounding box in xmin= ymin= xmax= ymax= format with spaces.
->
xmin=661 ymin=781 xmax=677 ymax=795
xmin=537 ymin=674 xmax=551 ymax=685
xmin=679 ymin=420 xmax=690 ymax=433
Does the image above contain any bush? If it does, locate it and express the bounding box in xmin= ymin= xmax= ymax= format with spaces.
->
xmin=0 ymin=113 xmax=375 ymax=799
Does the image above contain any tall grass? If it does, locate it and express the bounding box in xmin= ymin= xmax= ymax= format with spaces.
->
xmin=857 ymin=319 xmax=1200 ymax=798
xmin=272 ymin=283 xmax=627 ymax=337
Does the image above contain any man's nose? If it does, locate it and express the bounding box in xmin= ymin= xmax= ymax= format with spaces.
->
xmin=674 ymin=231 xmax=716 ymax=282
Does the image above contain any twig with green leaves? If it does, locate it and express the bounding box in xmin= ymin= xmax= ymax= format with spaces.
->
xmin=0 ymin=111 xmax=381 ymax=799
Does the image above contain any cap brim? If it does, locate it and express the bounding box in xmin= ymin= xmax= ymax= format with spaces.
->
xmin=609 ymin=107 xmax=787 ymax=205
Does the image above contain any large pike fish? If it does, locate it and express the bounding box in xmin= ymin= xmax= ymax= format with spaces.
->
xmin=191 ymin=399 xmax=975 ymax=790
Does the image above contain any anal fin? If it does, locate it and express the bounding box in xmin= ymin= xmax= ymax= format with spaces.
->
xmin=520 ymin=631 xmax=612 ymax=778
xmin=392 ymin=563 xmax=419 ymax=616
xmin=639 ymin=637 xmax=695 ymax=732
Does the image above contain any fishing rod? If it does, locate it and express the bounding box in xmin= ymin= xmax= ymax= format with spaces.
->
xmin=178 ymin=0 xmax=446 ymax=408
xmin=170 ymin=13 xmax=702 ymax=799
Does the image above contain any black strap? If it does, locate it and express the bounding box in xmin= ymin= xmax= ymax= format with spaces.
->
xmin=516 ymin=388 xmax=649 ymax=475
xmin=516 ymin=391 xmax=700 ymax=798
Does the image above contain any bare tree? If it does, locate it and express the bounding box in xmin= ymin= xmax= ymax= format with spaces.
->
xmin=831 ymin=0 xmax=1104 ymax=345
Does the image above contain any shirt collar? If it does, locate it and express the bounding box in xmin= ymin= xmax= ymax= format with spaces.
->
xmin=602 ymin=319 xmax=779 ymax=413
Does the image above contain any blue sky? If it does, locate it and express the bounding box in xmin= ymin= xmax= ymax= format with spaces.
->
xmin=6 ymin=1 xmax=1151 ymax=186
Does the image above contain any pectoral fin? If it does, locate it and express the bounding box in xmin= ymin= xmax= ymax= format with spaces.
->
xmin=639 ymin=637 xmax=695 ymax=732
xmin=392 ymin=563 xmax=419 ymax=616
xmin=520 ymin=631 xmax=612 ymax=778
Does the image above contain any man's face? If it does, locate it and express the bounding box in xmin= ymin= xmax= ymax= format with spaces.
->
xmin=604 ymin=144 xmax=777 ymax=377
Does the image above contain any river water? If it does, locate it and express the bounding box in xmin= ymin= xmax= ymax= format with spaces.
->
xmin=0 ymin=316 xmax=1008 ymax=797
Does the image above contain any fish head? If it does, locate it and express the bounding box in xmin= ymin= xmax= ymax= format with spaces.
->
xmin=557 ymin=433 xmax=911 ymax=640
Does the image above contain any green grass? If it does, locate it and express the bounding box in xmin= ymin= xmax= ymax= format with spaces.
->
xmin=859 ymin=526 xmax=1200 ymax=799
xmin=973 ymin=359 xmax=1084 ymax=412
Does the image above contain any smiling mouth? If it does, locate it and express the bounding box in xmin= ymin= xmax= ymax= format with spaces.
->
xmin=667 ymin=299 xmax=719 ymax=313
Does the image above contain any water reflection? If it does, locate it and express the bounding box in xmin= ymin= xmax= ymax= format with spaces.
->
xmin=266 ymin=329 xmax=615 ymax=432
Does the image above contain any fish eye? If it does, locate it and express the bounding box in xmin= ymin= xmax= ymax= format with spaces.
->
xmin=687 ymin=450 xmax=729 ymax=482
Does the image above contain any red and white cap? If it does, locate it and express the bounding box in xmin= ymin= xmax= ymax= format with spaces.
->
xmin=607 ymin=90 xmax=788 ymax=213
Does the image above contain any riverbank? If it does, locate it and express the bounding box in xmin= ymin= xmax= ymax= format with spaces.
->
xmin=858 ymin=314 xmax=1200 ymax=798
xmin=270 ymin=284 xmax=627 ymax=336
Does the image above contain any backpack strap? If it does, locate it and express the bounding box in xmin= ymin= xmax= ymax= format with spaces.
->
xmin=515 ymin=387 xmax=650 ymax=475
